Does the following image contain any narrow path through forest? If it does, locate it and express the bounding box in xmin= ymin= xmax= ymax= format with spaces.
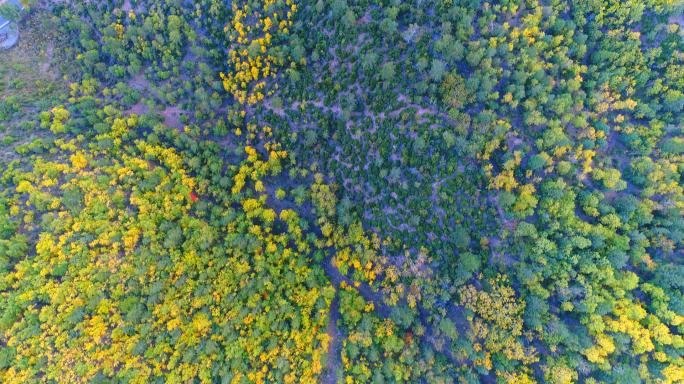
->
xmin=319 ymin=252 xmax=468 ymax=382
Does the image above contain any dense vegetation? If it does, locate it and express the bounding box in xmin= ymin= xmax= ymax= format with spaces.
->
xmin=2 ymin=0 xmax=684 ymax=383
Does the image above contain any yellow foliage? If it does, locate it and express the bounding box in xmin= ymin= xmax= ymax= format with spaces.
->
xmin=70 ymin=154 xmax=88 ymax=169
xmin=499 ymin=371 xmax=537 ymax=384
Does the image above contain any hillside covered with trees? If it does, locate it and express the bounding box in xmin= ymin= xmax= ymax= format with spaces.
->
xmin=2 ymin=0 xmax=684 ymax=383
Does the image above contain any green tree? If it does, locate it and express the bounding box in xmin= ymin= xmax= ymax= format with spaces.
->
xmin=429 ymin=59 xmax=446 ymax=82
xmin=331 ymin=0 xmax=347 ymax=19
xmin=450 ymin=224 xmax=470 ymax=248
xmin=343 ymin=10 xmax=356 ymax=29
xmin=0 ymin=2 xmax=21 ymax=23
xmin=362 ymin=52 xmax=378 ymax=71
xmin=248 ymin=40 xmax=262 ymax=59
xmin=380 ymin=62 xmax=395 ymax=82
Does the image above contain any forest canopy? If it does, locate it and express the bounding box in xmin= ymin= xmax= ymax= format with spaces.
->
xmin=2 ymin=0 xmax=684 ymax=383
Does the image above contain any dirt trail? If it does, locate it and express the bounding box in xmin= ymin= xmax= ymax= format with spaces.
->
xmin=320 ymin=253 xmax=390 ymax=383
xmin=322 ymin=254 xmax=388 ymax=316
xmin=41 ymin=42 xmax=53 ymax=74
xmin=323 ymin=292 xmax=341 ymax=384
xmin=319 ymin=251 xmax=468 ymax=383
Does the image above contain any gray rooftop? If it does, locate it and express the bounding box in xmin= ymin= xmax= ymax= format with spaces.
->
xmin=0 ymin=23 xmax=18 ymax=51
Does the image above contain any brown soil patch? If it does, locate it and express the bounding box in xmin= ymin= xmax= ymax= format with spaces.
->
xmin=157 ymin=105 xmax=186 ymax=130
